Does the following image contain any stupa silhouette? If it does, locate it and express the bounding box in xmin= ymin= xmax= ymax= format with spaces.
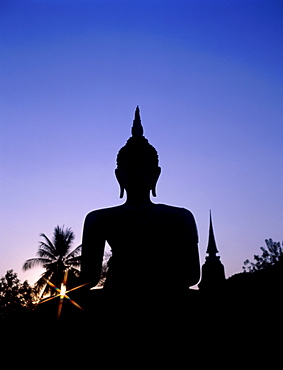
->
xmin=198 ymin=211 xmax=226 ymax=290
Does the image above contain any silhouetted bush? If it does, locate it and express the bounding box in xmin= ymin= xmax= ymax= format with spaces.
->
xmin=0 ymin=270 xmax=35 ymax=321
xmin=243 ymin=238 xmax=283 ymax=272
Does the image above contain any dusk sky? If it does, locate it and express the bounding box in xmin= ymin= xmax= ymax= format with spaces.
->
xmin=1 ymin=0 xmax=282 ymax=286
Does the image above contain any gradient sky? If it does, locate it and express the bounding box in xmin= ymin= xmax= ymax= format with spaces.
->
xmin=1 ymin=0 xmax=282 ymax=285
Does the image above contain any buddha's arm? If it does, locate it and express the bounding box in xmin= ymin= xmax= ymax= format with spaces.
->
xmin=182 ymin=211 xmax=200 ymax=287
xmin=80 ymin=211 xmax=106 ymax=289
xmin=187 ymin=239 xmax=200 ymax=287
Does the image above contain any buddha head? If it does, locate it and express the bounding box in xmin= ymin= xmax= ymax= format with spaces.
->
xmin=115 ymin=107 xmax=161 ymax=200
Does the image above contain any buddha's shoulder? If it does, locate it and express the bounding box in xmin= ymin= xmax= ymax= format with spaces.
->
xmin=156 ymin=204 xmax=195 ymax=219
xmin=84 ymin=205 xmax=127 ymax=222
xmin=84 ymin=203 xmax=195 ymax=223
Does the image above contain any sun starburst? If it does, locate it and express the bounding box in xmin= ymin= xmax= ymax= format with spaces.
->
xmin=39 ymin=270 xmax=89 ymax=319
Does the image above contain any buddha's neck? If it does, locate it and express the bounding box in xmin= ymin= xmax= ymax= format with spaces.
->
xmin=125 ymin=192 xmax=153 ymax=207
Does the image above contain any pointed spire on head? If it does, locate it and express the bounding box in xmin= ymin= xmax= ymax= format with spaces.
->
xmin=206 ymin=210 xmax=219 ymax=256
xmin=131 ymin=106 xmax=144 ymax=137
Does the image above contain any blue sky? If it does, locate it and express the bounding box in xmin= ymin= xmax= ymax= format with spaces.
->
xmin=1 ymin=0 xmax=282 ymax=285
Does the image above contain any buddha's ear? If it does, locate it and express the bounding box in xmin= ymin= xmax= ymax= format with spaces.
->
xmin=151 ymin=167 xmax=161 ymax=197
xmin=119 ymin=186 xmax=125 ymax=199
xmin=115 ymin=169 xmax=125 ymax=198
xmin=151 ymin=186 xmax=157 ymax=197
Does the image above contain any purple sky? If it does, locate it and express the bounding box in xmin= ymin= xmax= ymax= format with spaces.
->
xmin=1 ymin=0 xmax=282 ymax=285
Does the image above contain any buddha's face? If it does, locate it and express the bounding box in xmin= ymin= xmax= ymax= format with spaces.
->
xmin=115 ymin=166 xmax=161 ymax=197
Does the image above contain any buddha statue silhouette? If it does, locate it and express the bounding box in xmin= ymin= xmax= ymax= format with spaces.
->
xmin=80 ymin=107 xmax=200 ymax=299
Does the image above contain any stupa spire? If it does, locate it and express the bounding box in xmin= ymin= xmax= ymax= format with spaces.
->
xmin=131 ymin=106 xmax=144 ymax=137
xmin=198 ymin=211 xmax=226 ymax=290
xmin=206 ymin=210 xmax=219 ymax=257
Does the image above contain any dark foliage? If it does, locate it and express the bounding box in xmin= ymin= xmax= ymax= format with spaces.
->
xmin=0 ymin=270 xmax=35 ymax=320
xmin=96 ymin=251 xmax=112 ymax=287
xmin=243 ymin=238 xmax=283 ymax=272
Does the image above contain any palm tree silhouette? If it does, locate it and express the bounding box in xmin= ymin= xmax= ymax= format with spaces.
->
xmin=23 ymin=226 xmax=81 ymax=298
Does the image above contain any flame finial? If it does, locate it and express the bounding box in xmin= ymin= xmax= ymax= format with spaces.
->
xmin=131 ymin=106 xmax=144 ymax=137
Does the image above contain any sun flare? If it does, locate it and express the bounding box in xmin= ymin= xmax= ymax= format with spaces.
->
xmin=39 ymin=271 xmax=89 ymax=319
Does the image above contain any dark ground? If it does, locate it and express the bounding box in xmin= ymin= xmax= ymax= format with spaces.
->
xmin=1 ymin=281 xmax=281 ymax=367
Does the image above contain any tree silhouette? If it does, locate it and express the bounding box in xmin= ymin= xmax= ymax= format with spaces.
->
xmin=0 ymin=270 xmax=34 ymax=320
xmin=23 ymin=226 xmax=81 ymax=298
xmin=96 ymin=251 xmax=112 ymax=287
xmin=243 ymin=238 xmax=283 ymax=272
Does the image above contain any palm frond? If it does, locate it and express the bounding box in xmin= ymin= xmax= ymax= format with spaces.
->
xmin=65 ymin=256 xmax=81 ymax=269
xmin=53 ymin=225 xmax=75 ymax=257
xmin=37 ymin=246 xmax=56 ymax=260
xmin=68 ymin=267 xmax=81 ymax=278
xmin=66 ymin=244 xmax=82 ymax=259
xmin=39 ymin=233 xmax=56 ymax=254
xmin=41 ymin=260 xmax=60 ymax=271
xmin=34 ymin=270 xmax=54 ymax=298
xmin=65 ymin=227 xmax=75 ymax=245
xmin=23 ymin=258 xmax=52 ymax=271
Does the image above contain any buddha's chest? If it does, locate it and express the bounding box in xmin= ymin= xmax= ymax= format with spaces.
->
xmin=104 ymin=211 xmax=180 ymax=255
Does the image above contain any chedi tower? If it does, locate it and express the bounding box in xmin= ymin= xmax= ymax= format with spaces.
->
xmin=198 ymin=211 xmax=226 ymax=290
